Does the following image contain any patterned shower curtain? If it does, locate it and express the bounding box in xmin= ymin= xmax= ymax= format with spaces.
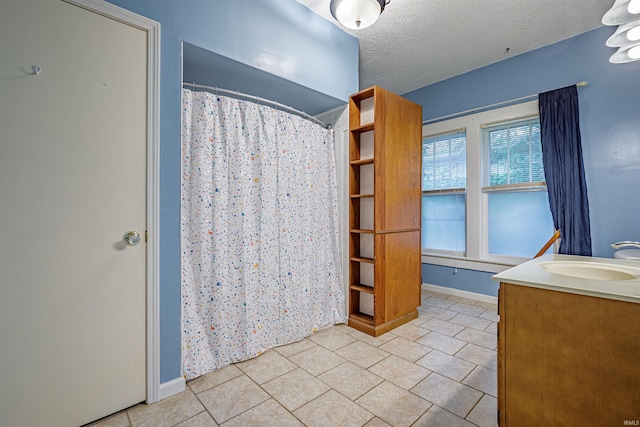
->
xmin=181 ymin=89 xmax=345 ymax=379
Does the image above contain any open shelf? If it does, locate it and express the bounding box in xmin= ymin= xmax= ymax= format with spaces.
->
xmin=350 ymin=158 xmax=375 ymax=166
xmin=350 ymin=87 xmax=375 ymax=103
xmin=350 ymin=229 xmax=375 ymax=234
xmin=351 ymin=123 xmax=375 ymax=134
xmin=350 ymin=284 xmax=374 ymax=294
xmin=349 ymin=311 xmax=374 ymax=326
xmin=350 ymin=256 xmax=374 ymax=264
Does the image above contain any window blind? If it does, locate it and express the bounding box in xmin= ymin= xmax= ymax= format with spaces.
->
xmin=422 ymin=130 xmax=467 ymax=191
xmin=482 ymin=117 xmax=544 ymax=188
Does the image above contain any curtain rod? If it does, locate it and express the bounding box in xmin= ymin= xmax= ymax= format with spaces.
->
xmin=182 ymin=82 xmax=330 ymax=129
xmin=422 ymin=81 xmax=588 ymax=125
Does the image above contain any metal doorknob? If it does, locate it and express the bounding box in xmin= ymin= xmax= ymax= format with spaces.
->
xmin=123 ymin=231 xmax=141 ymax=246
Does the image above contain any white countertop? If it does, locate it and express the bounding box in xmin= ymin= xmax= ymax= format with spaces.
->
xmin=492 ymin=254 xmax=640 ymax=304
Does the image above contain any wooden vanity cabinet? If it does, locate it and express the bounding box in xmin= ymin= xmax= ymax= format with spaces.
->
xmin=497 ymin=282 xmax=640 ymax=426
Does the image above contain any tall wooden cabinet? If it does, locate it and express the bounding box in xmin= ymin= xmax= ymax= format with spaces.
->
xmin=348 ymin=86 xmax=422 ymax=337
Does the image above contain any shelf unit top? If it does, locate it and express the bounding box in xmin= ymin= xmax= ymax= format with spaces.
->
xmin=350 ymin=86 xmax=376 ymax=103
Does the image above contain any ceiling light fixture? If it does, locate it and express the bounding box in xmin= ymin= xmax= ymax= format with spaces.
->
xmin=602 ymin=0 xmax=640 ymax=62
xmin=606 ymin=17 xmax=640 ymax=45
xmin=329 ymin=0 xmax=389 ymax=30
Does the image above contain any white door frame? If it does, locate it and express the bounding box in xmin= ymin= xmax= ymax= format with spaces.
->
xmin=63 ymin=0 xmax=162 ymax=404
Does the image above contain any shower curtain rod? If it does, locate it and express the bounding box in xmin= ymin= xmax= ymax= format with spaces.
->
xmin=182 ymin=82 xmax=330 ymax=128
xmin=422 ymin=81 xmax=588 ymax=125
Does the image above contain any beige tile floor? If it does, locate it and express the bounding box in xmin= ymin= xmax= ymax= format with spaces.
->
xmin=90 ymin=290 xmax=498 ymax=427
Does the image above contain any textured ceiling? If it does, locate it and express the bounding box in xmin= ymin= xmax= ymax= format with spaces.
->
xmin=296 ymin=0 xmax=614 ymax=94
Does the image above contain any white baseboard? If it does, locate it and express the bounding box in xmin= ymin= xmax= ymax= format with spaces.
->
xmin=422 ymin=283 xmax=498 ymax=305
xmin=158 ymin=376 xmax=186 ymax=401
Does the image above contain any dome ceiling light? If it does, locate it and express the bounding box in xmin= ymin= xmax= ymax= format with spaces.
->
xmin=329 ymin=0 xmax=390 ymax=30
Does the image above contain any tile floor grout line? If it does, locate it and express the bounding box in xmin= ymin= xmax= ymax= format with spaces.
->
xmin=462 ymin=393 xmax=487 ymax=427
xmin=287 ymin=388 xmax=333 ymax=426
xmin=125 ymin=409 xmax=133 ymax=427
xmin=94 ymin=294 xmax=498 ymax=427
xmin=187 ymin=382 xmax=223 ymax=426
xmin=228 ymin=372 xmax=291 ymax=426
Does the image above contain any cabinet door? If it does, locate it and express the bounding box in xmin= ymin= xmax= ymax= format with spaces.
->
xmin=376 ymin=231 xmax=421 ymax=321
xmin=501 ymin=284 xmax=640 ymax=426
xmin=375 ymin=91 xmax=422 ymax=231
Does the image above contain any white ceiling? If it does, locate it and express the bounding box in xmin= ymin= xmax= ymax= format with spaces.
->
xmin=296 ymin=0 xmax=614 ymax=94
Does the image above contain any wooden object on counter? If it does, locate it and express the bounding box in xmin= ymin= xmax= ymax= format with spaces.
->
xmin=348 ymin=86 xmax=422 ymax=337
xmin=498 ymin=282 xmax=640 ymax=426
xmin=533 ymin=229 xmax=561 ymax=258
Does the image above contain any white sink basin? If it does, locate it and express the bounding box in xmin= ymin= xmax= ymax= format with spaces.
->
xmin=538 ymin=261 xmax=640 ymax=281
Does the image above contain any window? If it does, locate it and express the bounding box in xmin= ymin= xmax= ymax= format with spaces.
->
xmin=482 ymin=117 xmax=554 ymax=258
xmin=421 ymin=131 xmax=466 ymax=254
xmin=421 ymin=101 xmax=555 ymax=271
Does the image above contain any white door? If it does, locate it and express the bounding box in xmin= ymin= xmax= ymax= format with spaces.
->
xmin=0 ymin=1 xmax=148 ymax=425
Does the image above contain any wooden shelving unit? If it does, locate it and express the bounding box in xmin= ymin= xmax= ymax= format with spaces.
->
xmin=348 ymin=86 xmax=422 ymax=337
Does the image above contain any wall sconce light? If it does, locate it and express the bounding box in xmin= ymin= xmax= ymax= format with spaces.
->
xmin=602 ymin=0 xmax=640 ymax=63
xmin=330 ymin=0 xmax=389 ymax=30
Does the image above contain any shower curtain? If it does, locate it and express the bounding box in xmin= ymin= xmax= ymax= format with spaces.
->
xmin=181 ymin=88 xmax=345 ymax=379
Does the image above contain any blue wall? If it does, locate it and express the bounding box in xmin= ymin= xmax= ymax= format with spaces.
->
xmin=406 ymin=27 xmax=640 ymax=296
xmin=106 ymin=0 xmax=358 ymax=383
xmin=421 ymin=264 xmax=497 ymax=296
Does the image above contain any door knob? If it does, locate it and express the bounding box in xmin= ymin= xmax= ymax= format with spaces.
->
xmin=123 ymin=231 xmax=141 ymax=246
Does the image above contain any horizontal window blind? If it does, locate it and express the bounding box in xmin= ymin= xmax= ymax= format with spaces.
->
xmin=422 ymin=130 xmax=467 ymax=191
xmin=482 ymin=117 xmax=544 ymax=188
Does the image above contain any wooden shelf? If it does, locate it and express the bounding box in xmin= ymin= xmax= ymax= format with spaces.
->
xmin=351 ymin=123 xmax=374 ymax=133
xmin=350 ymin=256 xmax=374 ymax=264
xmin=350 ymin=284 xmax=374 ymax=294
xmin=350 ymin=87 xmax=375 ymax=103
xmin=350 ymin=229 xmax=375 ymax=234
xmin=350 ymin=158 xmax=374 ymax=166
xmin=350 ymin=193 xmax=374 ymax=199
xmin=349 ymin=311 xmax=374 ymax=326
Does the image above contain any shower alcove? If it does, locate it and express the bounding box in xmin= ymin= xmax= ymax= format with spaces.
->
xmin=181 ymin=42 xmax=353 ymax=377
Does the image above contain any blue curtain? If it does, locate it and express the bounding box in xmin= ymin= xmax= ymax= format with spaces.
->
xmin=538 ymin=85 xmax=592 ymax=256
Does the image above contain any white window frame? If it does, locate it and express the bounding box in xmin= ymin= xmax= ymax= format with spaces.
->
xmin=421 ymin=129 xmax=467 ymax=257
xmin=421 ymin=100 xmax=544 ymax=273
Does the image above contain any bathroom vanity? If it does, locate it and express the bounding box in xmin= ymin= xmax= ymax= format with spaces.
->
xmin=493 ymin=254 xmax=640 ymax=427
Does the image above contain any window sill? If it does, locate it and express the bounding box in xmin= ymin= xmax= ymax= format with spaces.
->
xmin=421 ymin=253 xmax=520 ymax=274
